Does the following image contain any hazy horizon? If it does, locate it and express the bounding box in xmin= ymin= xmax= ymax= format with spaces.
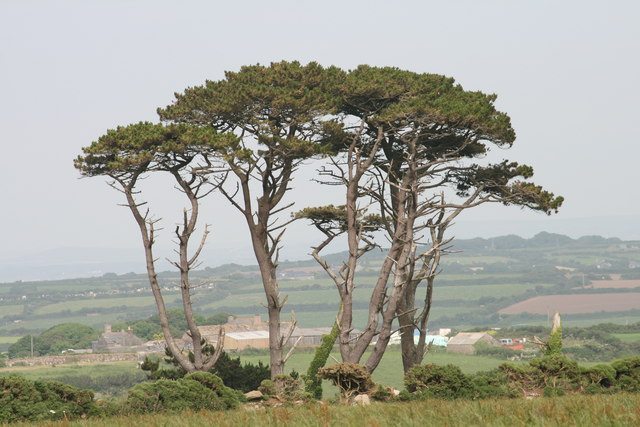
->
xmin=1 ymin=214 xmax=638 ymax=283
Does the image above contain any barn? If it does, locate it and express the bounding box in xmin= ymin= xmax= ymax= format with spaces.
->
xmin=224 ymin=331 xmax=270 ymax=351
xmin=446 ymin=332 xmax=499 ymax=355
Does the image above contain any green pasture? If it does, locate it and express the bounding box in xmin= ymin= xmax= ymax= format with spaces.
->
xmin=444 ymin=255 xmax=515 ymax=264
xmin=0 ymin=336 xmax=19 ymax=344
xmin=234 ymin=304 xmax=483 ymax=329
xmin=0 ymin=313 xmax=130 ymax=332
xmin=0 ymin=304 xmax=24 ymax=316
xmin=0 ymin=361 xmax=140 ymax=381
xmin=431 ymin=273 xmax=523 ymax=281
xmin=33 ymin=295 xmax=182 ymax=315
xmin=612 ymin=332 xmax=640 ymax=342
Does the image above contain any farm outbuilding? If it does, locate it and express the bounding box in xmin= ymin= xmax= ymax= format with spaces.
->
xmin=447 ymin=332 xmax=498 ymax=355
xmin=224 ymin=331 xmax=270 ymax=351
xmin=285 ymin=327 xmax=361 ymax=347
xmin=91 ymin=323 xmax=144 ymax=353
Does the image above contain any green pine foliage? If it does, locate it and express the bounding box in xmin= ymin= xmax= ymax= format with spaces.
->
xmin=546 ymin=327 xmax=563 ymax=356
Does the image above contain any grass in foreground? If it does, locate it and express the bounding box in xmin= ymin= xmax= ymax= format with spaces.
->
xmin=12 ymin=393 xmax=640 ymax=427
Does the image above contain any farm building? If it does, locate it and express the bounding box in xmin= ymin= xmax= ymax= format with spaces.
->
xmin=182 ymin=321 xmax=361 ymax=350
xmin=388 ymin=331 xmax=448 ymax=347
xmin=446 ymin=332 xmax=498 ymax=355
xmin=181 ymin=315 xmax=293 ymax=347
xmin=92 ymin=323 xmax=144 ymax=353
xmin=224 ymin=331 xmax=270 ymax=351
xmin=285 ymin=327 xmax=362 ymax=347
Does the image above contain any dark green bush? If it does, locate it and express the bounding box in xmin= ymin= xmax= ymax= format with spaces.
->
xmin=317 ymin=363 xmax=374 ymax=398
xmin=184 ymin=371 xmax=242 ymax=408
xmin=500 ymin=355 xmax=618 ymax=396
xmin=142 ymin=346 xmax=269 ymax=392
xmin=611 ymin=356 xmax=640 ymax=392
xmin=0 ymin=375 xmax=101 ymax=423
xmin=212 ymin=352 xmax=270 ymax=392
xmin=404 ymin=364 xmax=473 ymax=400
xmin=469 ymin=369 xmax=513 ymax=399
xmin=126 ymin=372 xmax=239 ymax=414
xmin=581 ymin=364 xmax=616 ymax=389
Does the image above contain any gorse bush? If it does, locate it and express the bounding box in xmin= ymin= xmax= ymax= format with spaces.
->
xmin=317 ymin=363 xmax=374 ymax=398
xmin=611 ymin=356 xmax=640 ymax=392
xmin=126 ymin=372 xmax=239 ymax=414
xmin=0 ymin=375 xmax=101 ymax=423
xmin=403 ymin=355 xmax=640 ymax=401
xmin=404 ymin=364 xmax=475 ymax=400
xmin=141 ymin=345 xmax=270 ymax=392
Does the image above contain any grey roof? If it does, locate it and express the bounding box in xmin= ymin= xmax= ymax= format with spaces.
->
xmin=447 ymin=332 xmax=491 ymax=346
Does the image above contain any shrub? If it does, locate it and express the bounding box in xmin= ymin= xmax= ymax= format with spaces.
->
xmin=581 ymin=364 xmax=616 ymax=389
xmin=126 ymin=372 xmax=239 ymax=414
xmin=317 ymin=363 xmax=374 ymax=398
xmin=611 ymin=356 xmax=640 ymax=392
xmin=404 ymin=364 xmax=473 ymax=400
xmin=259 ymin=375 xmax=307 ymax=401
xmin=0 ymin=375 xmax=101 ymax=423
xmin=258 ymin=379 xmax=275 ymax=397
xmin=212 ymin=352 xmax=270 ymax=392
xmin=184 ymin=371 xmax=241 ymax=408
xmin=370 ymin=385 xmax=394 ymax=401
xmin=500 ymin=354 xmax=618 ymax=396
xmin=500 ymin=355 xmax=582 ymax=394
xmin=141 ymin=348 xmax=270 ymax=392
xmin=469 ymin=369 xmax=513 ymax=399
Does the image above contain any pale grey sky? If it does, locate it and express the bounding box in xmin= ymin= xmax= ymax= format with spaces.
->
xmin=1 ymin=1 xmax=639 ymax=279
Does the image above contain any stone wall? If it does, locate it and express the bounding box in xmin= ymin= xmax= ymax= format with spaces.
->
xmin=5 ymin=352 xmax=141 ymax=367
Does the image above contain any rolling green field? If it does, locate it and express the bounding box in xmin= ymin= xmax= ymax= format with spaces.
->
xmin=33 ymin=295 xmax=182 ymax=315
xmin=0 ymin=336 xmax=19 ymax=344
xmin=0 ymin=361 xmax=140 ymax=381
xmin=2 ymin=233 xmax=640 ymax=338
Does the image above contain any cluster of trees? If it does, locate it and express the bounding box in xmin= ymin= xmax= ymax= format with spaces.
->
xmin=75 ymin=61 xmax=561 ymax=377
xmin=8 ymin=323 xmax=99 ymax=359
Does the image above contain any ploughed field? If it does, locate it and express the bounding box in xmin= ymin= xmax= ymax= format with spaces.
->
xmin=499 ymin=293 xmax=640 ymax=315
